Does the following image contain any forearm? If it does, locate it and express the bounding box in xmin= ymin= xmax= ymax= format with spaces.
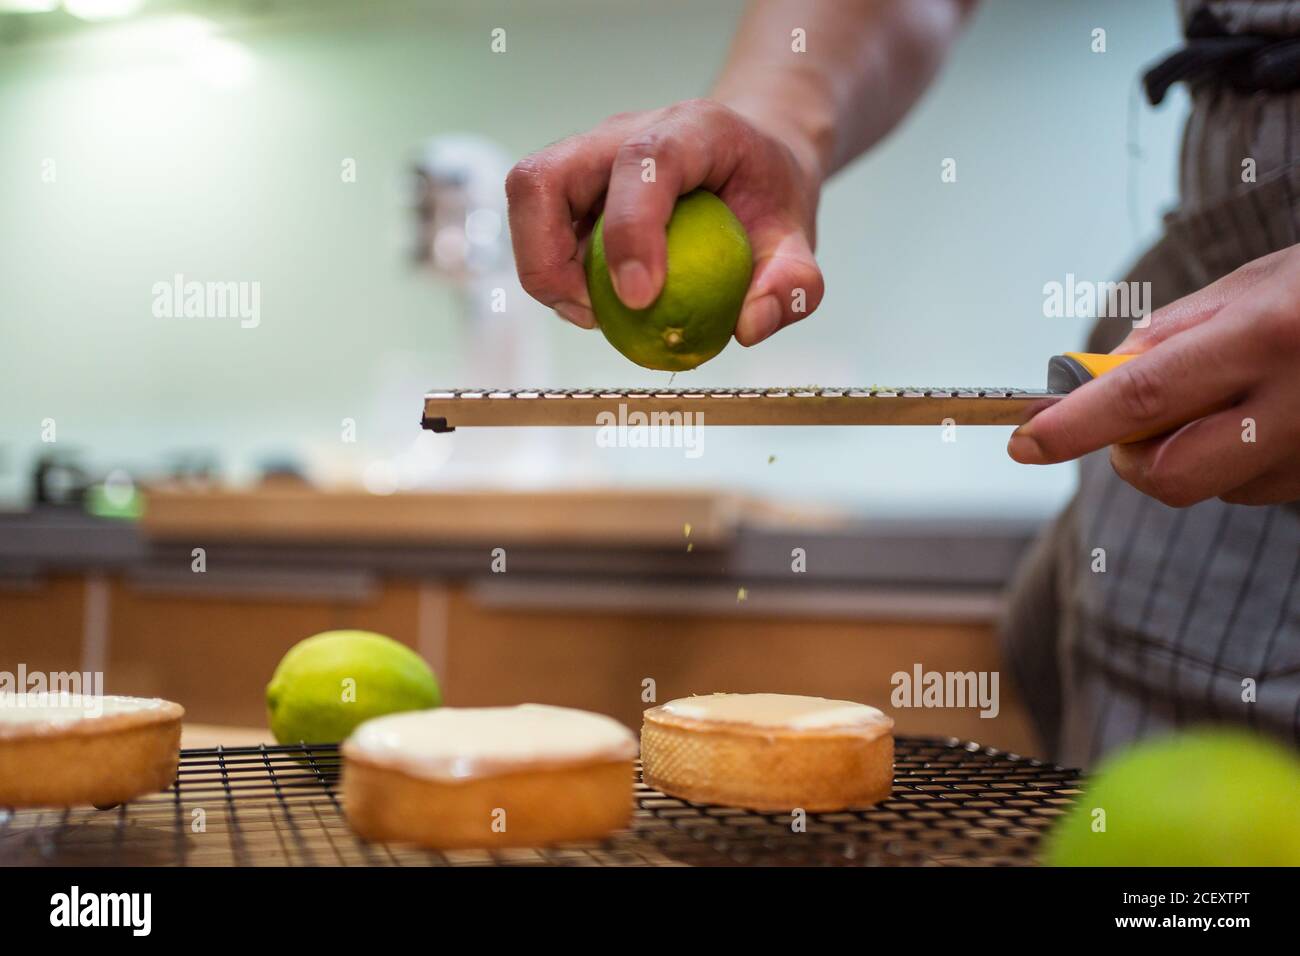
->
xmin=711 ymin=0 xmax=977 ymax=182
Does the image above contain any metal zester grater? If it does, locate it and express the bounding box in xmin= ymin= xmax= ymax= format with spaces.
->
xmin=421 ymin=352 xmax=1133 ymax=432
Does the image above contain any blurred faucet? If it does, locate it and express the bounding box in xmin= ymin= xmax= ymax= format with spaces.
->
xmin=412 ymin=134 xmax=550 ymax=388
xmin=413 ymin=134 xmax=510 ymax=281
xmin=410 ymin=134 xmax=564 ymax=487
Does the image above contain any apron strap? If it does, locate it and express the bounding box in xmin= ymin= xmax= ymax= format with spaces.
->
xmin=1143 ymin=5 xmax=1300 ymax=105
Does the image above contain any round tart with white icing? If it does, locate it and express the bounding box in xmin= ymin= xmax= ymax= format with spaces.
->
xmin=341 ymin=704 xmax=637 ymax=849
xmin=0 ymin=693 xmax=184 ymax=808
xmin=641 ymin=693 xmax=894 ymax=812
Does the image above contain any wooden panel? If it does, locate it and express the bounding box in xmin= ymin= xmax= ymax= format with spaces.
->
xmin=6 ymin=571 xmax=1039 ymax=756
xmin=141 ymin=487 xmax=752 ymax=547
xmin=0 ymin=574 xmax=86 ymax=674
xmin=443 ymin=588 xmax=1040 ymax=755
xmin=105 ymin=577 xmax=422 ymax=727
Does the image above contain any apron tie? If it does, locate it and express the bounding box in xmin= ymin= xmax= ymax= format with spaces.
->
xmin=1143 ymin=5 xmax=1300 ymax=105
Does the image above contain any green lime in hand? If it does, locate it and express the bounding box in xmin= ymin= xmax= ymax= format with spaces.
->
xmin=266 ymin=630 xmax=441 ymax=745
xmin=586 ymin=189 xmax=752 ymax=371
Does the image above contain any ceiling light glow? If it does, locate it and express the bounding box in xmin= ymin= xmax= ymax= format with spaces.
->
xmin=0 ymin=1 xmax=61 ymax=14
xmin=63 ymin=0 xmax=145 ymax=21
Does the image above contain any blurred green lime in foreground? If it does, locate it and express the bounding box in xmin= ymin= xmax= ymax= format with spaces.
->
xmin=1047 ymin=728 xmax=1300 ymax=866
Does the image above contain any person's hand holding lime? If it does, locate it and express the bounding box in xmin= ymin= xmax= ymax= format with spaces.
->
xmin=506 ymin=98 xmax=826 ymax=365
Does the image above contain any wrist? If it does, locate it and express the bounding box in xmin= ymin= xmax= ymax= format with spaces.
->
xmin=712 ymin=83 xmax=834 ymax=188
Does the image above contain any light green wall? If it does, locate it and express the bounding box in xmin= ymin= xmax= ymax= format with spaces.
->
xmin=0 ymin=0 xmax=1185 ymax=516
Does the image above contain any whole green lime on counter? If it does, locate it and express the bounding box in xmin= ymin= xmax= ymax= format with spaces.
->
xmin=585 ymin=189 xmax=752 ymax=371
xmin=1046 ymin=729 xmax=1300 ymax=866
xmin=265 ymin=630 xmax=441 ymax=745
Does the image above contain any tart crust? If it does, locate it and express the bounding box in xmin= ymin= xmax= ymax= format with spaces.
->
xmin=341 ymin=705 xmax=637 ymax=849
xmin=641 ymin=699 xmax=893 ymax=812
xmin=342 ymin=753 xmax=633 ymax=849
xmin=0 ymin=698 xmax=184 ymax=808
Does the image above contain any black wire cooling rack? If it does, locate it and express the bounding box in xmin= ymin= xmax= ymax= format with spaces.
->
xmin=0 ymin=737 xmax=1082 ymax=867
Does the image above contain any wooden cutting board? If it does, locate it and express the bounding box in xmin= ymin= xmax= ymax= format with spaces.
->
xmin=140 ymin=486 xmax=773 ymax=547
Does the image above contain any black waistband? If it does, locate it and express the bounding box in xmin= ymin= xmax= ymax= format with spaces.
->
xmin=1143 ymin=6 xmax=1300 ymax=105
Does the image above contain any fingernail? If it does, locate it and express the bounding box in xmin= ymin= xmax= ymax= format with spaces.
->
xmin=1007 ymin=429 xmax=1046 ymax=464
xmin=554 ymin=301 xmax=596 ymax=329
xmin=736 ymin=295 xmax=782 ymax=346
xmin=613 ymin=260 xmax=655 ymax=309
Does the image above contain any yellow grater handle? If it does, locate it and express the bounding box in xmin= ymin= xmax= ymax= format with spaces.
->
xmin=1046 ymin=351 xmax=1170 ymax=443
xmin=1046 ymin=351 xmax=1136 ymax=392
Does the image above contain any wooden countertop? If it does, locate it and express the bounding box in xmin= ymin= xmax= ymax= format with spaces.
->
xmin=181 ymin=724 xmax=273 ymax=749
xmin=0 ymin=505 xmax=1041 ymax=591
xmin=142 ymin=486 xmax=771 ymax=547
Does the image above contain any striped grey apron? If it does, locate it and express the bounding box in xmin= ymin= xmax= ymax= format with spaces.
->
xmin=1002 ymin=0 xmax=1300 ymax=768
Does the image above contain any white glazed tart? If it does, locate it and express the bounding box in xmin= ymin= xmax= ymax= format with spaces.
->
xmin=341 ymin=704 xmax=637 ymax=849
xmin=0 ymin=693 xmax=184 ymax=808
xmin=641 ymin=693 xmax=894 ymax=812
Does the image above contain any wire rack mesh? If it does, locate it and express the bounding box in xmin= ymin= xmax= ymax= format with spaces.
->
xmin=0 ymin=736 xmax=1082 ymax=867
